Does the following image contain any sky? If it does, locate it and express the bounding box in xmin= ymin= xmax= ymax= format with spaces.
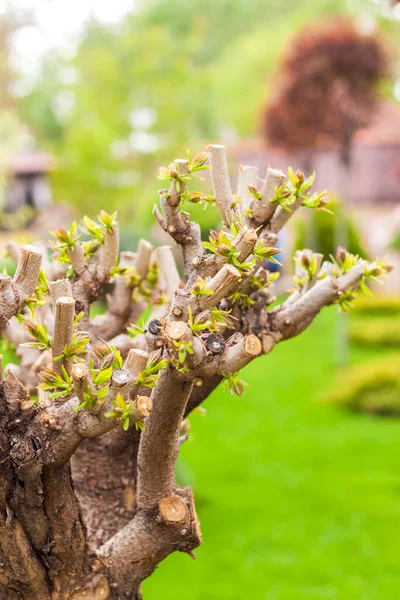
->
xmin=1 ymin=0 xmax=136 ymax=79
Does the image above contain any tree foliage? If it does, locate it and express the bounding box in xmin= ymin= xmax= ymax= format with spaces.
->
xmin=263 ymin=18 xmax=390 ymax=154
xmin=16 ymin=0 xmax=354 ymax=220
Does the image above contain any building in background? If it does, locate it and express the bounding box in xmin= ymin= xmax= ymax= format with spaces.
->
xmin=229 ymin=100 xmax=400 ymax=288
xmin=4 ymin=150 xmax=53 ymax=214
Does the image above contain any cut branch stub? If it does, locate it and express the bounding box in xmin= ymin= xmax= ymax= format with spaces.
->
xmin=164 ymin=320 xmax=189 ymax=341
xmin=133 ymin=395 xmax=153 ymax=419
xmin=0 ymin=244 xmax=43 ymax=328
xmin=13 ymin=244 xmax=43 ymax=299
xmin=71 ymin=362 xmax=91 ymax=401
xmin=110 ymin=369 xmax=134 ymax=391
xmin=219 ymin=333 xmax=262 ymax=375
xmin=251 ymin=167 xmax=285 ymax=225
xmin=262 ymin=333 xmax=279 ymax=354
xmin=199 ymin=264 xmax=241 ymax=311
xmin=233 ymin=227 xmax=258 ymax=264
xmin=71 ymin=362 xmax=88 ymax=381
xmin=67 ymin=242 xmax=86 ymax=276
xmin=244 ymin=333 xmax=263 ymax=357
xmin=52 ymin=296 xmax=75 ymax=375
xmin=237 ymin=164 xmax=258 ymax=208
xmin=135 ymin=238 xmax=153 ymax=280
xmin=153 ymin=245 xmax=181 ymax=303
xmin=49 ymin=279 xmax=73 ymax=306
xmin=124 ymin=348 xmax=149 ymax=378
xmin=159 ymin=495 xmax=188 ymax=524
xmin=208 ymin=144 xmax=232 ymax=222
xmin=101 ymin=223 xmax=120 ymax=279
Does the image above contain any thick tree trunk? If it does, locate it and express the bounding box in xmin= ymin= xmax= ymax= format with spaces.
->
xmin=71 ymin=428 xmax=140 ymax=550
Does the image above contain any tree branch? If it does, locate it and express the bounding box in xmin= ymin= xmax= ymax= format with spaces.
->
xmin=137 ymin=369 xmax=193 ymax=508
xmin=153 ymin=158 xmax=204 ymax=282
xmin=0 ymin=244 xmax=42 ymax=328
xmin=51 ymin=296 xmax=75 ymax=375
xmin=251 ymin=167 xmax=285 ymax=225
xmin=208 ymin=144 xmax=233 ymax=222
xmin=237 ymin=164 xmax=258 ymax=210
xmin=270 ymin=262 xmax=367 ymax=341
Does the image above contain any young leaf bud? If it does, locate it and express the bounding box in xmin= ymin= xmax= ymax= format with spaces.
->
xmin=191 ymin=152 xmax=209 ymax=169
xmin=247 ymin=185 xmax=261 ymax=199
xmin=301 ymin=253 xmax=310 ymax=268
xmin=336 ymin=246 xmax=347 ymax=264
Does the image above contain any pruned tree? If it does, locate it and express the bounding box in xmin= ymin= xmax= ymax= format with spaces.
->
xmin=263 ymin=18 xmax=389 ymax=170
xmin=0 ymin=145 xmax=390 ymax=599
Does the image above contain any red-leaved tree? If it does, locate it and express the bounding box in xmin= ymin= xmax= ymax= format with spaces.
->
xmin=263 ymin=18 xmax=389 ymax=169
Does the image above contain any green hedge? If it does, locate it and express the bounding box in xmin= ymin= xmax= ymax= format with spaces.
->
xmin=351 ymin=294 xmax=400 ymax=316
xmin=350 ymin=318 xmax=400 ymax=348
xmin=325 ymin=355 xmax=400 ymax=416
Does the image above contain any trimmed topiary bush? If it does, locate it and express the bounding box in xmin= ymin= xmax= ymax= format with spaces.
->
xmin=350 ymin=318 xmax=400 ymax=348
xmin=325 ymin=355 xmax=400 ymax=415
xmin=351 ymin=294 xmax=400 ymax=316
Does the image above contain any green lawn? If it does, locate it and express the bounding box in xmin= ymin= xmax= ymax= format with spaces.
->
xmin=144 ymin=308 xmax=400 ymax=600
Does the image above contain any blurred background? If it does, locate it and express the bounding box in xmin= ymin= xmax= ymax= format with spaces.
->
xmin=2 ymin=0 xmax=400 ymax=598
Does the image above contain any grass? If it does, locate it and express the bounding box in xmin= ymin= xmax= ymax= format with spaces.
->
xmin=143 ymin=307 xmax=400 ymax=599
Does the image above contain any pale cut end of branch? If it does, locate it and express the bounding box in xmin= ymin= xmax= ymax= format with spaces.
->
xmin=244 ymin=333 xmax=262 ymax=357
xmin=111 ymin=369 xmax=134 ymax=390
xmin=175 ymin=159 xmax=189 ymax=171
xmin=175 ymin=158 xmax=189 ymax=177
xmin=251 ymin=166 xmax=285 ymax=225
xmin=164 ymin=320 xmax=189 ymax=341
xmin=71 ymin=362 xmax=88 ymax=381
xmin=208 ymin=144 xmax=232 ymax=221
xmin=134 ymin=395 xmax=153 ymax=419
xmin=124 ymin=348 xmax=149 ymax=378
xmin=13 ymin=243 xmax=42 ymax=300
xmin=159 ymin=494 xmax=188 ymax=524
xmin=237 ymin=164 xmax=258 ymax=207
xmin=71 ymin=362 xmax=90 ymax=401
xmin=135 ymin=239 xmax=154 ymax=280
xmin=49 ymin=279 xmax=73 ymax=306
xmin=52 ymin=296 xmax=75 ymax=375
xmin=200 ymin=264 xmax=241 ymax=310
xmin=153 ymin=246 xmax=181 ymax=302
